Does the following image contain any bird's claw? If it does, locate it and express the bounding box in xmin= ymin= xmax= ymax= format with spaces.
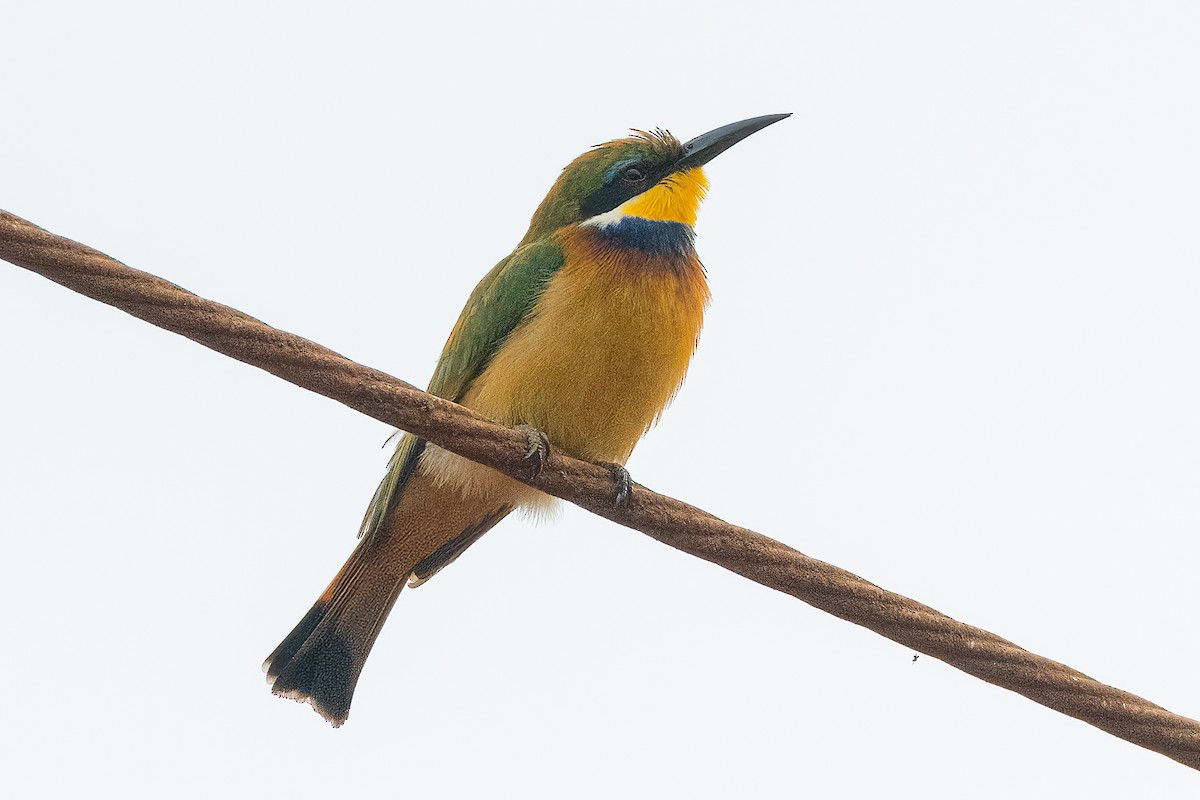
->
xmin=516 ymin=425 xmax=551 ymax=478
xmin=600 ymin=462 xmax=633 ymax=510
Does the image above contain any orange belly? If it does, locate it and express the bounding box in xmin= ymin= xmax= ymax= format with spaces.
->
xmin=420 ymin=226 xmax=709 ymax=507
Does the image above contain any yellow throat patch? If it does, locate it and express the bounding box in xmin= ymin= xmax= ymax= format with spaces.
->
xmin=618 ymin=167 xmax=709 ymax=227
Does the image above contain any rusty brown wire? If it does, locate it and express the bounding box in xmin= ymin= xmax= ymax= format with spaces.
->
xmin=2 ymin=207 xmax=1198 ymax=769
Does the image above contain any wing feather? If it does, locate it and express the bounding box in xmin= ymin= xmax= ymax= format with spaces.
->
xmin=358 ymin=239 xmax=565 ymax=538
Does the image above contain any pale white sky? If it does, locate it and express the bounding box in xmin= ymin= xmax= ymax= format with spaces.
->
xmin=2 ymin=1 xmax=1199 ymax=796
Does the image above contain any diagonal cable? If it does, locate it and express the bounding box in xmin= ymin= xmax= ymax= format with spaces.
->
xmin=2 ymin=208 xmax=1197 ymax=769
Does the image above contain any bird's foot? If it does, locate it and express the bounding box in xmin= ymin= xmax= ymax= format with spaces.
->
xmin=598 ymin=462 xmax=634 ymax=510
xmin=515 ymin=425 xmax=552 ymax=478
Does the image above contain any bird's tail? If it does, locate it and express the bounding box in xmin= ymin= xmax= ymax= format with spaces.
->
xmin=262 ymin=532 xmax=409 ymax=726
xmin=263 ymin=471 xmax=511 ymax=726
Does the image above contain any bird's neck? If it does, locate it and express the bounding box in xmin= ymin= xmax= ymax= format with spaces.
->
xmin=579 ymin=167 xmax=708 ymax=256
xmin=579 ymin=214 xmax=695 ymax=257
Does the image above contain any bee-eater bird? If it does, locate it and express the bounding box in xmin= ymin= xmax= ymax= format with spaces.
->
xmin=264 ymin=114 xmax=790 ymax=725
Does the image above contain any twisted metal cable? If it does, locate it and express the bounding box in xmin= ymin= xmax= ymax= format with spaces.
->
xmin=3 ymin=208 xmax=1198 ymax=769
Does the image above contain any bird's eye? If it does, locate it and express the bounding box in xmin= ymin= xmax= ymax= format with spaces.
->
xmin=621 ymin=165 xmax=646 ymax=183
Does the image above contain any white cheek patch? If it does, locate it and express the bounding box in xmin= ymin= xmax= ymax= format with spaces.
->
xmin=581 ymin=206 xmax=627 ymax=229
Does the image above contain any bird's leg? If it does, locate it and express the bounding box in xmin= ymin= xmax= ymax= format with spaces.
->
xmin=598 ymin=462 xmax=633 ymax=510
xmin=515 ymin=425 xmax=552 ymax=478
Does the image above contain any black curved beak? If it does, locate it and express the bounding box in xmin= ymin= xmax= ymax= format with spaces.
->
xmin=673 ymin=113 xmax=791 ymax=172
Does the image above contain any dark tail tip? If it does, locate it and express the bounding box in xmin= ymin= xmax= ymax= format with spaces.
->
xmin=263 ymin=601 xmax=361 ymax=727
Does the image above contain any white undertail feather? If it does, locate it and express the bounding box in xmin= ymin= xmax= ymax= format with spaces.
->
xmin=418 ymin=445 xmax=559 ymax=520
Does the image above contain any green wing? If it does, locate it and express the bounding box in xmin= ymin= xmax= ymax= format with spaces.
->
xmin=358 ymin=238 xmax=566 ymax=538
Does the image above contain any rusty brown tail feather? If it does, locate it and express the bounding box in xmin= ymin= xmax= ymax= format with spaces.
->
xmin=262 ymin=533 xmax=408 ymax=726
xmin=263 ymin=472 xmax=513 ymax=726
